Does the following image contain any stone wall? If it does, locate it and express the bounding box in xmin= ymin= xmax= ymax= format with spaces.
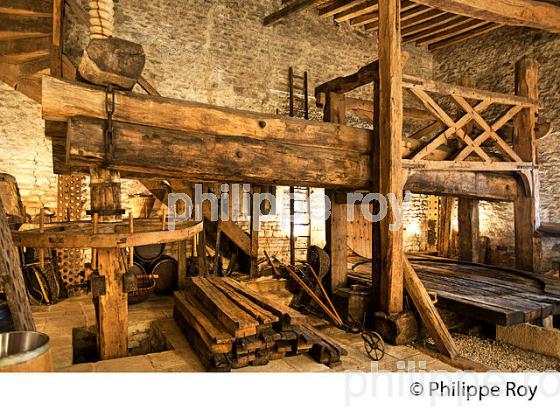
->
xmin=432 ymin=26 xmax=560 ymax=271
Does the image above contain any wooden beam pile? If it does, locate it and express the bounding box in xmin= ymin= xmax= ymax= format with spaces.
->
xmin=173 ymin=277 xmax=347 ymax=371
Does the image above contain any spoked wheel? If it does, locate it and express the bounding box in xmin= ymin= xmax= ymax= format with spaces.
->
xmin=362 ymin=331 xmax=385 ymax=361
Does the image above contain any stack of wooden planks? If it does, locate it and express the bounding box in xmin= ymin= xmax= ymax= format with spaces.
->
xmin=173 ymin=276 xmax=346 ymax=371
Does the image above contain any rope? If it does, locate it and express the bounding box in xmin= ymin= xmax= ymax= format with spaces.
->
xmin=89 ymin=0 xmax=114 ymax=39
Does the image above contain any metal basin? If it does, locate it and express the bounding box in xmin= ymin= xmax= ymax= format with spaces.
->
xmin=0 ymin=331 xmax=51 ymax=370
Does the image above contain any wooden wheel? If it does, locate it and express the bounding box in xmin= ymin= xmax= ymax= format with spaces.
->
xmin=362 ymin=331 xmax=385 ymax=361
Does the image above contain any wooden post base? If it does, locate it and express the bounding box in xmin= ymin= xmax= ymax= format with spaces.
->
xmin=95 ymin=248 xmax=128 ymax=360
xmin=373 ymin=311 xmax=419 ymax=346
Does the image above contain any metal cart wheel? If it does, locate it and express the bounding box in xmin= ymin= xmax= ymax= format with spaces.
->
xmin=362 ymin=331 xmax=385 ymax=361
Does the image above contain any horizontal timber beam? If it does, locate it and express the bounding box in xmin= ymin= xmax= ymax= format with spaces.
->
xmin=316 ymin=68 xmax=539 ymax=108
xmin=406 ymin=170 xmax=521 ymax=201
xmin=410 ymin=0 xmax=560 ymax=33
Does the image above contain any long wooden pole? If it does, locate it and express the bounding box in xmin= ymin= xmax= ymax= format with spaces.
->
xmin=373 ymin=0 xmax=404 ymax=314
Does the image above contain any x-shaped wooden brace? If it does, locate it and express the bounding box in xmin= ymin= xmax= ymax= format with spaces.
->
xmin=452 ymin=96 xmax=524 ymax=162
xmin=407 ymin=88 xmax=492 ymax=161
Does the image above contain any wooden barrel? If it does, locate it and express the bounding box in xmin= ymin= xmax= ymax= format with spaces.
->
xmin=127 ymin=262 xmax=155 ymax=305
xmin=149 ymin=256 xmax=178 ymax=295
xmin=134 ymin=243 xmax=166 ymax=263
xmin=0 ymin=331 xmax=52 ymax=372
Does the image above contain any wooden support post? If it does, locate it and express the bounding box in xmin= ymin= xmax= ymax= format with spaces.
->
xmin=458 ymin=198 xmax=479 ymax=262
xmin=323 ymin=92 xmax=348 ymax=291
xmin=373 ymin=0 xmax=404 ymax=314
xmin=90 ymin=168 xmax=128 ymax=360
xmin=0 ymin=198 xmax=35 ymax=331
xmin=50 ymin=0 xmax=64 ymax=78
xmin=455 ymin=76 xmax=480 ymax=262
xmin=177 ymin=240 xmax=187 ymax=289
xmin=250 ymin=185 xmax=261 ymax=277
xmin=437 ymin=197 xmax=454 ymax=258
xmin=514 ymin=58 xmax=539 ymax=272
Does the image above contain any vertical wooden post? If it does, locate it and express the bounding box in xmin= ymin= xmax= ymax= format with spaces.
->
xmin=51 ymin=0 xmax=64 ymax=78
xmin=456 ymin=76 xmax=480 ymax=263
xmin=458 ymin=198 xmax=480 ymax=262
xmin=324 ymin=92 xmax=348 ymax=291
xmin=514 ymin=58 xmax=539 ymax=272
xmin=250 ymin=185 xmax=261 ymax=277
xmin=90 ymin=168 xmax=128 ymax=360
xmin=437 ymin=197 xmax=453 ymax=258
xmin=0 ymin=198 xmax=35 ymax=331
xmin=374 ymin=0 xmax=404 ymax=314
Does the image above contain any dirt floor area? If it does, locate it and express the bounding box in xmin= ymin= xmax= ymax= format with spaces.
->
xmin=32 ymin=294 xmax=457 ymax=373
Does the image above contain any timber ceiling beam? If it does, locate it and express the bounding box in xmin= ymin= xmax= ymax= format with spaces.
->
xmin=410 ymin=0 xmax=560 ymax=33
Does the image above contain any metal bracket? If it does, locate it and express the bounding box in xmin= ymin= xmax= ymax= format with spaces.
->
xmin=123 ymin=270 xmax=138 ymax=293
xmin=90 ymin=271 xmax=106 ymax=297
xmin=104 ymin=85 xmax=116 ymax=165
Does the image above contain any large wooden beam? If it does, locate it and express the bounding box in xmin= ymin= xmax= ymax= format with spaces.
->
xmin=403 ymin=256 xmax=459 ymax=358
xmin=324 ymin=92 xmax=348 ymax=292
xmin=513 ymin=58 xmax=539 ymax=271
xmin=373 ymin=0 xmax=404 ymax=314
xmin=410 ymin=0 xmax=560 ymax=33
xmin=405 ymin=171 xmax=519 ymax=201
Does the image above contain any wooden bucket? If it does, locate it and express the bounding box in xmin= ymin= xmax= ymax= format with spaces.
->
xmin=149 ymin=256 xmax=177 ymax=295
xmin=0 ymin=331 xmax=52 ymax=372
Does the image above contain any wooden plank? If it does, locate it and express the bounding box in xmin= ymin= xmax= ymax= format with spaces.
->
xmin=415 ymin=19 xmax=489 ymax=46
xmin=319 ymin=0 xmax=368 ymax=18
xmin=0 ymin=0 xmax=53 ymax=13
xmin=324 ymin=92 xmax=348 ymax=291
xmin=0 ymin=13 xmax=52 ymax=33
xmin=334 ymin=0 xmax=379 ymax=22
xmin=374 ymin=0 xmax=404 ymax=314
xmin=403 ymin=159 xmax=534 ymax=172
xmin=207 ymin=277 xmax=279 ymax=325
xmin=0 ymin=198 xmax=35 ymax=331
xmin=410 ymin=0 xmax=560 ymax=33
xmin=188 ymin=277 xmax=259 ymax=337
xmin=263 ymin=0 xmax=322 ymax=26
xmin=174 ymin=291 xmax=234 ymax=352
xmin=221 ymin=277 xmax=306 ymax=325
xmin=404 ymin=15 xmax=469 ymax=42
xmin=403 ymin=256 xmax=459 ymax=358
xmin=513 ymin=58 xmax=539 ymax=272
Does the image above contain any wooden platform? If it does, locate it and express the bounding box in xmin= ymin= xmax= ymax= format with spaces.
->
xmin=349 ymin=254 xmax=560 ymax=326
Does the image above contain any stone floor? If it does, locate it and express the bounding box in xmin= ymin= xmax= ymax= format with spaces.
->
xmin=32 ymin=294 xmax=457 ymax=372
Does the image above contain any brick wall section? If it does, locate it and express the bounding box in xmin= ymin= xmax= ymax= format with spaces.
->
xmin=432 ymin=26 xmax=560 ymax=271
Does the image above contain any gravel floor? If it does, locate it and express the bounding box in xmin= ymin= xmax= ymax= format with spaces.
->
xmin=452 ymin=333 xmax=560 ymax=372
